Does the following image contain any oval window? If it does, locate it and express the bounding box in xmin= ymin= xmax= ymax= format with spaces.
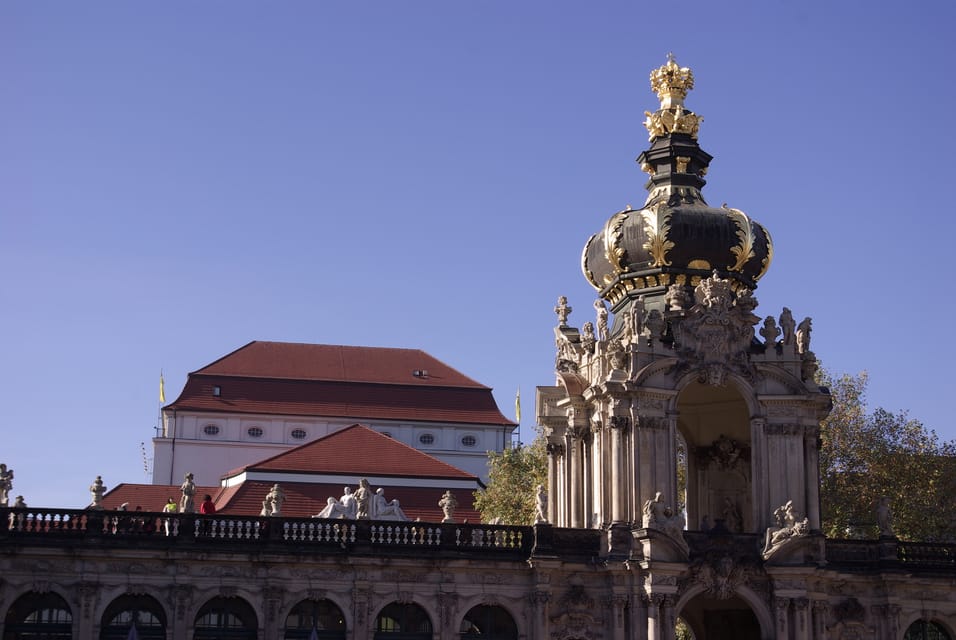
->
xmin=290 ymin=429 xmax=307 ymax=440
xmin=461 ymin=435 xmax=477 ymax=447
xmin=247 ymin=427 xmax=263 ymax=438
xmin=203 ymin=425 xmax=220 ymax=436
xmin=419 ymin=433 xmax=434 ymax=445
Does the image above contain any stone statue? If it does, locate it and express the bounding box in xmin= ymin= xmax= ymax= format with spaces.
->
xmin=779 ymin=307 xmax=795 ymax=346
xmin=554 ymin=296 xmax=572 ymax=327
xmin=339 ymin=487 xmax=357 ymax=519
xmin=372 ymin=488 xmax=408 ymax=521
xmin=533 ymin=484 xmax=548 ymax=525
xmin=580 ymin=322 xmax=596 ymax=354
xmin=722 ymin=497 xmax=742 ymax=533
xmin=594 ymin=299 xmax=609 ymax=341
xmin=13 ymin=495 xmax=26 ymax=508
xmin=260 ymin=498 xmax=272 ymax=517
xmin=354 ymin=478 xmax=371 ymax=519
xmin=759 ymin=315 xmax=781 ymax=346
xmin=644 ymin=309 xmax=665 ymax=341
xmin=180 ymin=473 xmax=196 ymax=513
xmin=88 ymin=475 xmax=106 ymax=510
xmin=641 ymin=491 xmax=687 ymax=550
xmin=796 ymin=317 xmax=812 ymax=354
xmin=763 ymin=500 xmax=810 ymax=557
xmin=314 ymin=497 xmax=347 ymax=519
xmin=877 ymin=497 xmax=894 ymax=538
xmin=642 ymin=491 xmax=669 ymax=528
xmin=439 ymin=490 xmax=458 ymax=523
xmin=0 ymin=463 xmax=13 ymax=507
xmin=266 ymin=484 xmax=285 ymax=517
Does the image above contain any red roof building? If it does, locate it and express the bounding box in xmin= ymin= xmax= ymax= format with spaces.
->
xmin=153 ymin=341 xmax=516 ymax=487
xmin=115 ymin=425 xmax=482 ymax=521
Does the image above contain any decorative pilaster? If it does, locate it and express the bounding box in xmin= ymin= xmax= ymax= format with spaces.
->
xmin=774 ymin=597 xmax=791 ymax=639
xmin=793 ymin=598 xmax=810 ymax=640
xmin=531 ymin=591 xmax=551 ymax=639
xmin=811 ymin=600 xmax=829 ymax=639
xmin=606 ymin=594 xmax=629 ymax=640
xmin=804 ymin=427 xmax=821 ymax=530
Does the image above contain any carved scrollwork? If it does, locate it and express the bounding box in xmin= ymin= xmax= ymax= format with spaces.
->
xmin=673 ymin=272 xmax=759 ymax=386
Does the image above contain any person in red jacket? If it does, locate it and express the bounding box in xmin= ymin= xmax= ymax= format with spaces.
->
xmin=199 ymin=495 xmax=216 ymax=514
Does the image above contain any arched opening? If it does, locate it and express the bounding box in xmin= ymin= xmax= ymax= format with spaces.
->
xmin=373 ymin=602 xmax=432 ymax=640
xmin=193 ymin=597 xmax=257 ymax=640
xmin=905 ymin=621 xmax=952 ymax=640
xmin=283 ymin=599 xmax=345 ymax=640
xmin=459 ymin=605 xmax=518 ymax=639
xmin=3 ymin=592 xmax=72 ymax=640
xmin=100 ymin=594 xmax=167 ymax=640
xmin=679 ymin=593 xmax=762 ymax=640
xmin=677 ymin=381 xmax=752 ymax=533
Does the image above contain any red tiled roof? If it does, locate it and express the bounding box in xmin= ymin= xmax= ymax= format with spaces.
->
xmin=231 ymin=424 xmax=477 ymax=479
xmin=215 ymin=480 xmax=480 ymax=522
xmin=194 ymin=341 xmax=485 ymax=387
xmin=99 ymin=483 xmax=222 ymax=512
xmin=166 ymin=342 xmax=514 ymax=426
xmin=98 ymin=481 xmax=480 ymax=523
xmin=168 ymin=377 xmax=513 ymax=425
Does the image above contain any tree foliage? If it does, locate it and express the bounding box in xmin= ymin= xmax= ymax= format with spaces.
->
xmin=474 ymin=435 xmax=548 ymax=525
xmin=818 ymin=370 xmax=956 ymax=541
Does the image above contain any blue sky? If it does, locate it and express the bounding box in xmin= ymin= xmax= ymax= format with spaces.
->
xmin=2 ymin=1 xmax=954 ymax=508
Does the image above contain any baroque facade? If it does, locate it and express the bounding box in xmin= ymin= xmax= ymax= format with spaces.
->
xmin=0 ymin=58 xmax=953 ymax=640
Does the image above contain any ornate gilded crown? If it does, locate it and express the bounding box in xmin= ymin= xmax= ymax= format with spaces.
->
xmin=649 ymin=53 xmax=694 ymax=109
xmin=643 ymin=55 xmax=703 ymax=141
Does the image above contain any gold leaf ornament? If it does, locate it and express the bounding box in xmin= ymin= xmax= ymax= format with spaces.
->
xmin=641 ymin=204 xmax=675 ymax=267
xmin=724 ymin=204 xmax=755 ymax=272
xmin=603 ymin=210 xmax=629 ymax=274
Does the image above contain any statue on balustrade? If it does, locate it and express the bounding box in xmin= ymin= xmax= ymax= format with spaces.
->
xmin=372 ymin=488 xmax=409 ymax=521
xmin=0 ymin=464 xmax=14 ymax=507
xmin=88 ymin=475 xmax=106 ymax=510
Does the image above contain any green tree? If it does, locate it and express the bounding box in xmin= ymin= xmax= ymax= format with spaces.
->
xmin=818 ymin=370 xmax=956 ymax=541
xmin=474 ymin=435 xmax=548 ymax=525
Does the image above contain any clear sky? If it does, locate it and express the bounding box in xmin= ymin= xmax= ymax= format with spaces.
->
xmin=2 ymin=1 xmax=954 ymax=509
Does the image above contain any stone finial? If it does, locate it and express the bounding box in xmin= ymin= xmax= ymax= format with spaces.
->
xmin=554 ymin=296 xmax=572 ymax=327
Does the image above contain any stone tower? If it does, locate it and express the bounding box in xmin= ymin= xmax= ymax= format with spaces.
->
xmin=536 ymin=56 xmax=831 ymax=558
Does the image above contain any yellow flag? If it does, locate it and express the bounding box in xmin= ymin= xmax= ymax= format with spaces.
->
xmin=515 ymin=387 xmax=521 ymax=424
xmin=159 ymin=372 xmax=166 ymax=404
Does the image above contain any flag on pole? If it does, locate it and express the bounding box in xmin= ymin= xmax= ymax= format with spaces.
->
xmin=515 ymin=387 xmax=521 ymax=424
xmin=159 ymin=371 xmax=166 ymax=404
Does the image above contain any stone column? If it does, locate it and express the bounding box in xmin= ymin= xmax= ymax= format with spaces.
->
xmin=661 ymin=594 xmax=677 ymax=640
xmin=774 ymin=597 xmax=791 ymax=639
xmin=568 ymin=427 xmax=586 ymax=529
xmin=750 ymin=417 xmax=768 ymax=531
xmin=646 ymin=594 xmax=665 ymax=640
xmin=546 ymin=443 xmax=563 ymax=527
xmin=607 ymin=595 xmax=629 ymax=640
xmin=609 ymin=417 xmax=629 ymax=523
xmin=804 ymin=428 xmax=821 ymax=530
